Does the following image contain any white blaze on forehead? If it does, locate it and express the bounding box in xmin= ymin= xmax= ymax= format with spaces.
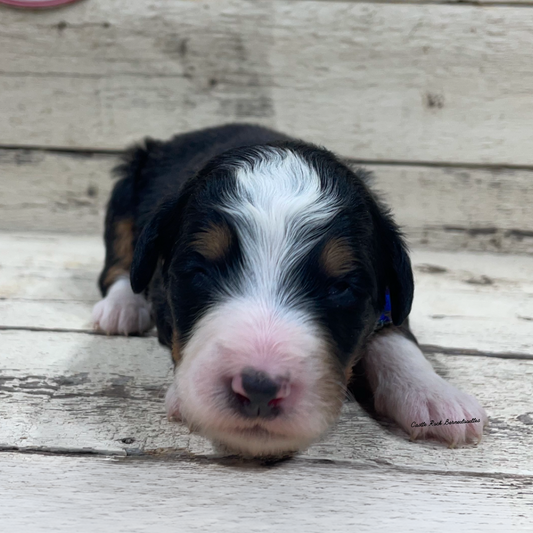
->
xmin=221 ymin=148 xmax=341 ymax=302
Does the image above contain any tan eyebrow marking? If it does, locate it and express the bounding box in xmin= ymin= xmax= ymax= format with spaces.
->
xmin=320 ymin=238 xmax=357 ymax=277
xmin=191 ymin=222 xmax=232 ymax=261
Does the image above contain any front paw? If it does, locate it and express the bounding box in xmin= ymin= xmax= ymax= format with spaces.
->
xmin=375 ymin=376 xmax=488 ymax=447
xmin=92 ymin=278 xmax=153 ymax=335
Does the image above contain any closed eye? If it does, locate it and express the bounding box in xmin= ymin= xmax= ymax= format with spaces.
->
xmin=327 ymin=280 xmax=352 ymax=298
xmin=324 ymin=270 xmax=373 ymax=308
xmin=173 ymin=252 xmax=211 ymax=281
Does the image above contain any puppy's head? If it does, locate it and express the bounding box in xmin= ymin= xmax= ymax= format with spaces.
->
xmin=131 ymin=144 xmax=413 ymax=456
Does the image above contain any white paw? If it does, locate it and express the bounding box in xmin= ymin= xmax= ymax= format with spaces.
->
xmin=366 ymin=332 xmax=488 ymax=447
xmin=375 ymin=374 xmax=488 ymax=447
xmin=92 ymin=277 xmax=153 ymax=335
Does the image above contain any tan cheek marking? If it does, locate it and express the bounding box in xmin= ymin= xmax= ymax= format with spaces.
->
xmin=345 ymin=316 xmax=379 ymax=384
xmin=192 ymin=223 xmax=232 ymax=261
xmin=172 ymin=330 xmax=182 ymax=365
xmin=344 ymin=349 xmax=364 ymax=383
xmin=319 ymin=339 xmax=347 ymax=422
xmin=320 ymin=238 xmax=357 ymax=277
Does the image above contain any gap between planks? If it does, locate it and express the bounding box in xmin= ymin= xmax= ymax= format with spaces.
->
xmin=1 ymin=325 xmax=531 ymax=360
xmin=2 ymin=447 xmax=533 ymax=482
xmin=5 ymin=144 xmax=533 ymax=171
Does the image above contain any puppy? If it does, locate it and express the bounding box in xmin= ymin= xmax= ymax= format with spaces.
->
xmin=93 ymin=124 xmax=487 ymax=456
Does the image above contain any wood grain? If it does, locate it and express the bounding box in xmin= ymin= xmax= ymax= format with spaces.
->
xmin=2 ymin=149 xmax=532 ymax=253
xmin=2 ymin=453 xmax=532 ymax=533
xmin=2 ymin=1 xmax=533 ymax=165
xmin=0 ymin=149 xmax=114 ymax=234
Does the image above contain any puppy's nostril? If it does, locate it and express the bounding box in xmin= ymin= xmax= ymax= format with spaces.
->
xmin=231 ymin=374 xmax=248 ymax=398
xmin=234 ymin=392 xmax=250 ymax=406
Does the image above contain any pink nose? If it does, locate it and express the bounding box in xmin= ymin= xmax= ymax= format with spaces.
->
xmin=231 ymin=368 xmax=291 ymax=419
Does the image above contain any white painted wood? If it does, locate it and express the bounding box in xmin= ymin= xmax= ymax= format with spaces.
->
xmin=321 ymin=0 xmax=533 ymax=3
xmin=1 ymin=328 xmax=533 ymax=475
xmin=2 ymin=453 xmax=532 ymax=533
xmin=0 ymin=233 xmax=102 ymax=301
xmin=330 ymin=1 xmax=533 ymax=3
xmin=0 ymin=300 xmax=96 ymax=331
xmin=0 ymin=149 xmax=115 ymax=234
xmin=0 ymin=271 xmax=98 ymax=302
xmin=2 ymin=1 xmax=533 ymax=165
xmin=369 ymin=164 xmax=533 ymax=255
xmin=2 ymin=149 xmax=532 ymax=253
xmin=410 ymin=250 xmax=533 ymax=355
xmin=0 ymin=233 xmax=102 ymax=270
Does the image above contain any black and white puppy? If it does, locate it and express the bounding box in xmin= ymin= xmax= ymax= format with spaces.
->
xmin=93 ymin=124 xmax=487 ymax=456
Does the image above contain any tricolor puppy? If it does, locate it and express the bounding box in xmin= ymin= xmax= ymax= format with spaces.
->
xmin=93 ymin=124 xmax=487 ymax=456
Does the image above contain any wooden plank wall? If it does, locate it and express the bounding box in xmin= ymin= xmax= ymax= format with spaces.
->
xmin=1 ymin=0 xmax=532 ymax=252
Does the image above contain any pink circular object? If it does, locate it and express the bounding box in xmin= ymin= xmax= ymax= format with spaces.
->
xmin=0 ymin=0 xmax=83 ymax=7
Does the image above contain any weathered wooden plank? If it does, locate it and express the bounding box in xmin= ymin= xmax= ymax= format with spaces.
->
xmin=0 ymin=300 xmax=96 ymax=331
xmin=0 ymin=149 xmax=115 ymax=234
xmin=1 ymin=453 xmax=532 ymax=533
xmin=319 ymin=0 xmax=533 ymax=4
xmin=410 ymin=250 xmax=533 ymax=355
xmin=371 ymin=165 xmax=533 ymax=254
xmin=0 ymin=233 xmax=102 ymax=270
xmin=328 ymin=1 xmax=533 ymax=3
xmin=0 ymin=270 xmax=98 ymax=302
xmin=2 ymin=1 xmax=533 ymax=164
xmin=2 ymin=149 xmax=532 ymax=253
xmin=1 ymin=329 xmax=532 ymax=475
xmin=0 ymin=233 xmax=102 ymax=300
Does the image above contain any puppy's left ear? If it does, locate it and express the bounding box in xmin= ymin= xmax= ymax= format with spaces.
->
xmin=372 ymin=204 xmax=414 ymax=325
xmin=130 ymin=200 xmax=176 ymax=294
xmin=130 ymin=189 xmax=192 ymax=294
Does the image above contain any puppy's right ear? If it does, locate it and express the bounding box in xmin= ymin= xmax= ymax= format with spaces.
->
xmin=130 ymin=194 xmax=189 ymax=294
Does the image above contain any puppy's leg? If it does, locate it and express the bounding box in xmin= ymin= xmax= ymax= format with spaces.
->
xmin=364 ymin=327 xmax=487 ymax=447
xmin=92 ymin=180 xmax=152 ymax=335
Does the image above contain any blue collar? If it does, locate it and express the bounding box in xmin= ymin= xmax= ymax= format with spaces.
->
xmin=375 ymin=289 xmax=392 ymax=330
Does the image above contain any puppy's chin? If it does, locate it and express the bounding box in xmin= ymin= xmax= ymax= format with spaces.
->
xmin=165 ymin=299 xmax=345 ymax=457
xmin=170 ymin=406 xmax=339 ymax=458
xmin=209 ymin=428 xmax=314 ymax=459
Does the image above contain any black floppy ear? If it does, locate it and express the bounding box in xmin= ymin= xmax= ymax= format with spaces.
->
xmin=372 ymin=205 xmax=414 ymax=325
xmin=130 ymin=195 xmax=187 ymax=294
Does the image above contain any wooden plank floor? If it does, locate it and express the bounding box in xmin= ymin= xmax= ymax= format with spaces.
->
xmin=1 ymin=232 xmax=532 ymax=531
